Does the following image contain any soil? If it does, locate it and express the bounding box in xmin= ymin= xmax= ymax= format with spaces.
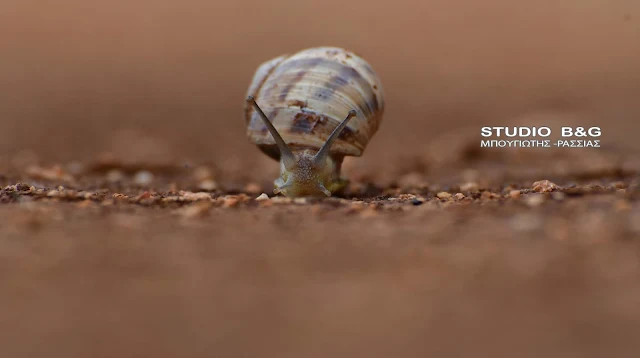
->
xmin=2 ymin=1 xmax=640 ymax=357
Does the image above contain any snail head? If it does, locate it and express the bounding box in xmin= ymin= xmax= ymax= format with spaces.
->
xmin=246 ymin=95 xmax=356 ymax=197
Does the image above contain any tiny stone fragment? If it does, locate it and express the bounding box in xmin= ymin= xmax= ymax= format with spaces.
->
xmin=255 ymin=193 xmax=270 ymax=201
xmin=16 ymin=183 xmax=30 ymax=191
xmin=222 ymin=196 xmax=240 ymax=208
xmin=112 ymin=193 xmax=128 ymax=200
xmin=611 ymin=181 xmax=626 ymax=189
xmin=453 ymin=193 xmax=465 ymax=200
xmin=411 ymin=198 xmax=424 ymax=206
xmin=397 ymin=194 xmax=417 ymax=201
xmin=509 ymin=190 xmax=521 ymax=199
xmin=25 ymin=165 xmax=75 ymax=183
xmin=437 ymin=192 xmax=452 ymax=200
xmin=481 ymin=191 xmax=499 ymax=200
xmin=181 ymin=191 xmax=212 ymax=201
xmin=532 ymin=180 xmax=560 ymax=193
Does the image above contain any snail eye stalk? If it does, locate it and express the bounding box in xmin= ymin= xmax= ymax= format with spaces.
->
xmin=246 ymin=95 xmax=296 ymax=169
xmin=313 ymin=109 xmax=357 ymax=167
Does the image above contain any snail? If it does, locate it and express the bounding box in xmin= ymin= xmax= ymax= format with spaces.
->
xmin=244 ymin=46 xmax=385 ymax=197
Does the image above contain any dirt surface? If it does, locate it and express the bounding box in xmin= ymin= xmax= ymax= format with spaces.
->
xmin=2 ymin=1 xmax=640 ymax=357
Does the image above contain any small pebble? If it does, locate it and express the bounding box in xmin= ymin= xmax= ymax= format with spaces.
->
xmin=222 ymin=196 xmax=240 ymax=208
xmin=411 ymin=198 xmax=424 ymax=206
xmin=398 ymin=194 xmax=417 ymax=200
xmin=611 ymin=181 xmax=626 ymax=189
xmin=133 ymin=170 xmax=154 ymax=186
xmin=112 ymin=193 xmax=128 ymax=200
xmin=453 ymin=193 xmax=465 ymax=200
xmin=437 ymin=192 xmax=452 ymax=200
xmin=181 ymin=191 xmax=212 ymax=201
xmin=509 ymin=190 xmax=521 ymax=199
xmin=16 ymin=183 xmax=31 ymax=191
xmin=481 ymin=191 xmax=499 ymax=200
xmin=26 ymin=165 xmax=74 ymax=182
xmin=255 ymin=193 xmax=270 ymax=201
xmin=133 ymin=191 xmax=155 ymax=203
xmin=532 ymin=180 xmax=560 ymax=193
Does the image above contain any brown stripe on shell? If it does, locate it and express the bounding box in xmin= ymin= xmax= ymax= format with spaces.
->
xmin=314 ymin=74 xmax=348 ymax=102
xmin=275 ymin=57 xmax=380 ymax=116
xmin=337 ymin=125 xmax=357 ymax=141
xmin=278 ymin=70 xmax=306 ymax=102
xmin=290 ymin=111 xmax=329 ymax=134
xmin=313 ymin=66 xmax=380 ymax=118
xmin=287 ymin=99 xmax=308 ymax=108
xmin=246 ymin=48 xmax=385 ymax=159
xmin=341 ymin=65 xmax=379 ymax=114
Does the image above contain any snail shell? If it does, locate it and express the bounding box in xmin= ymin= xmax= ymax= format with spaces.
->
xmin=244 ymin=47 xmax=385 ymax=161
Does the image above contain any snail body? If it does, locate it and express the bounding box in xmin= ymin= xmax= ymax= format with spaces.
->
xmin=244 ymin=47 xmax=385 ymax=197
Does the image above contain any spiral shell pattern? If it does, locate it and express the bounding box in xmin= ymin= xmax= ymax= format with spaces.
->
xmin=245 ymin=47 xmax=385 ymax=160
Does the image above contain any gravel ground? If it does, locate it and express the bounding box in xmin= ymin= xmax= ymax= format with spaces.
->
xmin=1 ymin=158 xmax=639 ymax=357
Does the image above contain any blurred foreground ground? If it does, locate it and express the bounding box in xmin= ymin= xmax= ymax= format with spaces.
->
xmin=2 ymin=0 xmax=640 ymax=357
xmin=1 ymin=151 xmax=639 ymax=358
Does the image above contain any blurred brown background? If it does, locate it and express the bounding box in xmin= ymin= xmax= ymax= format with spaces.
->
xmin=2 ymin=0 xmax=640 ymax=181
xmin=2 ymin=1 xmax=640 ymax=358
